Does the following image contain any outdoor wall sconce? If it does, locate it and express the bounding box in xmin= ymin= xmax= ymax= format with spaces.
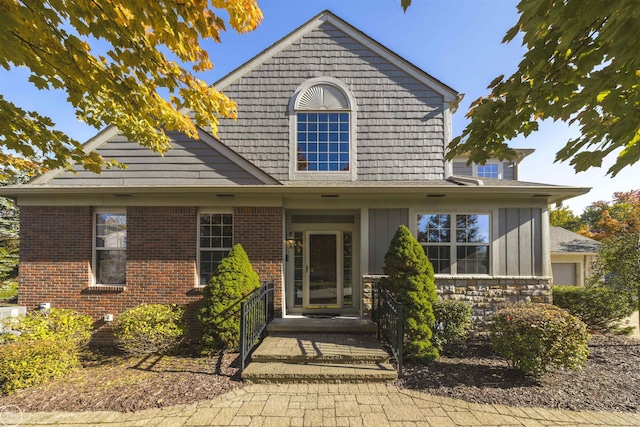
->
xmin=285 ymin=231 xmax=296 ymax=249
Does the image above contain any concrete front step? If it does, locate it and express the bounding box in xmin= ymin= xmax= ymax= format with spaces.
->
xmin=267 ymin=317 xmax=377 ymax=334
xmin=241 ymin=361 xmax=397 ymax=383
xmin=251 ymin=333 xmax=390 ymax=364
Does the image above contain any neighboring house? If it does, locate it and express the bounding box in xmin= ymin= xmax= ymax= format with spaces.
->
xmin=550 ymin=226 xmax=600 ymax=286
xmin=1 ymin=11 xmax=590 ymax=338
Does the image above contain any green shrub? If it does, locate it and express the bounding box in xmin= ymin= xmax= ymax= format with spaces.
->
xmin=490 ymin=303 xmax=590 ymax=376
xmin=3 ymin=308 xmax=93 ymax=347
xmin=382 ymin=225 xmax=439 ymax=363
xmin=113 ymin=304 xmax=187 ymax=355
xmin=0 ymin=339 xmax=80 ymax=395
xmin=199 ymin=244 xmax=261 ymax=351
xmin=552 ymin=285 xmax=635 ymax=332
xmin=432 ymin=300 xmax=473 ymax=353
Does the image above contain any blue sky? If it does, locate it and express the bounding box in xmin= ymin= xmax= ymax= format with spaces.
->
xmin=1 ymin=0 xmax=636 ymax=213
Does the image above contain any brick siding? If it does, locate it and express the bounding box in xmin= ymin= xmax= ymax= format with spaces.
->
xmin=233 ymin=207 xmax=284 ymax=317
xmin=19 ymin=206 xmax=284 ymax=344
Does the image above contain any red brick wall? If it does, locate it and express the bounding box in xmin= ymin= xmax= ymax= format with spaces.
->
xmin=19 ymin=205 xmax=284 ymax=343
xmin=233 ymin=207 xmax=284 ymax=317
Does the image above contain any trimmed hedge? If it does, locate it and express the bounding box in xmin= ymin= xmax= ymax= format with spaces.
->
xmin=432 ymin=300 xmax=473 ymax=353
xmin=113 ymin=304 xmax=187 ymax=355
xmin=552 ymin=285 xmax=635 ymax=332
xmin=490 ymin=303 xmax=590 ymax=376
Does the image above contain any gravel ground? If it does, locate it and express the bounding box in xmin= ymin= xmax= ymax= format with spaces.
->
xmin=399 ymin=334 xmax=640 ymax=413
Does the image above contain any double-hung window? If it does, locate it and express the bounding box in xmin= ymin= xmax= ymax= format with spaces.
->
xmin=417 ymin=213 xmax=490 ymax=274
xmin=198 ymin=213 xmax=233 ymax=286
xmin=94 ymin=211 xmax=127 ymax=285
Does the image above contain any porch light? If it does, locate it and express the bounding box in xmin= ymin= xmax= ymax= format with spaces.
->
xmin=285 ymin=231 xmax=296 ymax=249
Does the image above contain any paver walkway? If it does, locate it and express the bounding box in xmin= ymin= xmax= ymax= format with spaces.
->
xmin=11 ymin=383 xmax=640 ymax=427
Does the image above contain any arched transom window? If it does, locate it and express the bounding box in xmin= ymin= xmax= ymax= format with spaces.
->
xmin=294 ymin=83 xmax=351 ymax=173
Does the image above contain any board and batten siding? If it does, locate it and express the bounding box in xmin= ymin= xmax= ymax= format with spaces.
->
xmin=50 ymin=132 xmax=265 ymax=186
xmin=496 ymin=208 xmax=543 ymax=276
xmin=368 ymin=208 xmax=409 ymax=274
xmin=218 ymin=22 xmax=446 ymax=182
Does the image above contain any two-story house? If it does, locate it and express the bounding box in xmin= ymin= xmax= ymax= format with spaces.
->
xmin=2 ymin=11 xmax=589 ymax=337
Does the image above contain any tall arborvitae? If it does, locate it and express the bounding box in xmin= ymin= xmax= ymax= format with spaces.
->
xmin=382 ymin=225 xmax=439 ymax=362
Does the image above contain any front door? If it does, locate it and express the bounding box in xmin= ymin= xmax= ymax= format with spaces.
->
xmin=306 ymin=232 xmax=340 ymax=308
xmin=285 ymin=212 xmax=359 ymax=315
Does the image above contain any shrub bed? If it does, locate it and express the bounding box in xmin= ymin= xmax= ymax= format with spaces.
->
xmin=113 ymin=304 xmax=187 ymax=355
xmin=490 ymin=303 xmax=590 ymax=375
xmin=0 ymin=339 xmax=80 ymax=395
xmin=552 ymin=285 xmax=635 ymax=332
xmin=0 ymin=308 xmax=91 ymax=395
xmin=432 ymin=300 xmax=472 ymax=353
xmin=1 ymin=308 xmax=92 ymax=346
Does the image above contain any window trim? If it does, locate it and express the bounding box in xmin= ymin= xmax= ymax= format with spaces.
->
xmin=92 ymin=208 xmax=127 ymax=286
xmin=417 ymin=212 xmax=492 ymax=275
xmin=197 ymin=210 xmax=234 ymax=287
xmin=288 ymin=77 xmax=357 ymax=181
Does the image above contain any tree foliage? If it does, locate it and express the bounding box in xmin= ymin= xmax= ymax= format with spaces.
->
xmin=0 ymin=172 xmax=31 ymax=285
xmin=580 ymin=190 xmax=640 ymax=240
xmin=447 ymin=0 xmax=640 ymax=177
xmin=382 ymin=225 xmax=439 ymax=363
xmin=549 ymin=206 xmax=583 ymax=232
xmin=198 ymin=244 xmax=260 ymax=351
xmin=0 ymin=0 xmax=262 ymax=178
xmin=589 ymin=232 xmax=640 ymax=313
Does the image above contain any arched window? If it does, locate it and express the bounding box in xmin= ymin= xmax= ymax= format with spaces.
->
xmin=289 ymin=79 xmax=356 ymax=180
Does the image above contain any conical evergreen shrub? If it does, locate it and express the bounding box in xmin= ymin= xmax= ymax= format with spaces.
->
xmin=198 ymin=244 xmax=261 ymax=351
xmin=382 ymin=225 xmax=439 ymax=362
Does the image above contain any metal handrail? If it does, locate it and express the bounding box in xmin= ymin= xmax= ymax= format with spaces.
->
xmin=372 ymin=283 xmax=403 ymax=377
xmin=239 ymin=281 xmax=274 ymax=373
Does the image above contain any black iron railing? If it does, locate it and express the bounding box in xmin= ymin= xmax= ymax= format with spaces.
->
xmin=372 ymin=283 xmax=403 ymax=377
xmin=239 ymin=281 xmax=274 ymax=373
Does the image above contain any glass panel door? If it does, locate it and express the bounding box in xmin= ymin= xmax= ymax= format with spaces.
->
xmin=306 ymin=232 xmax=340 ymax=308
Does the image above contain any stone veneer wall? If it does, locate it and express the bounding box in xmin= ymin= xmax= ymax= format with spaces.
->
xmin=362 ymin=275 xmax=552 ymax=331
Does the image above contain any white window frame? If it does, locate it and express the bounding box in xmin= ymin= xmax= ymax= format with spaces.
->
xmin=197 ymin=210 xmax=233 ymax=287
xmin=417 ymin=212 xmax=492 ymax=275
xmin=473 ymin=161 xmax=502 ymax=179
xmin=93 ymin=209 xmax=127 ymax=286
xmin=288 ymin=77 xmax=357 ymax=181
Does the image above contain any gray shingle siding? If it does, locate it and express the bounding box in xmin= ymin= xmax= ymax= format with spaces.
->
xmin=218 ymin=23 xmax=446 ymax=182
xmin=50 ymin=132 xmax=264 ymax=186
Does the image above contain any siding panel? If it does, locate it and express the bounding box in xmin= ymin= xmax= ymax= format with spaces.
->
xmin=368 ymin=209 xmax=409 ymax=274
xmin=452 ymin=162 xmax=472 ymax=176
xmin=496 ymin=208 xmax=543 ymax=276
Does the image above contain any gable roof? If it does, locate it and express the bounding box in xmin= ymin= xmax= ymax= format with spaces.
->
xmin=29 ymin=127 xmax=279 ymax=187
xmin=550 ymin=226 xmax=601 ymax=254
xmin=213 ymin=10 xmax=461 ymax=106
